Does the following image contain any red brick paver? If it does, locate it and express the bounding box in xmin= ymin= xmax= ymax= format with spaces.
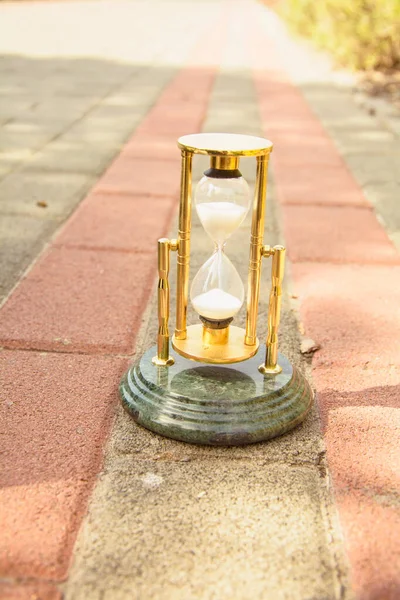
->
xmin=0 ymin=581 xmax=62 ymax=600
xmin=336 ymin=492 xmax=400 ymax=600
xmin=54 ymin=191 xmax=175 ymax=253
xmin=249 ymin=10 xmax=400 ymax=599
xmin=0 ymin=247 xmax=155 ymax=354
xmin=54 ymin=192 xmax=176 ymax=253
xmin=93 ymin=157 xmax=180 ymax=198
xmin=283 ymin=205 xmax=400 ymax=264
xmin=0 ymin=351 xmax=126 ymax=580
xmin=121 ymin=134 xmax=180 ymax=161
xmin=292 ymin=263 xmax=400 ymax=368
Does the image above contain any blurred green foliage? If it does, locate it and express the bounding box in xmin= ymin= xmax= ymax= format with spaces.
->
xmin=279 ymin=0 xmax=400 ymax=70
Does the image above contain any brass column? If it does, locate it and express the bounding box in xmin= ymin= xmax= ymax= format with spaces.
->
xmin=245 ymin=154 xmax=269 ymax=346
xmin=259 ymin=245 xmax=286 ymax=374
xmin=175 ymin=149 xmax=193 ymax=340
xmin=153 ymin=238 xmax=174 ymax=366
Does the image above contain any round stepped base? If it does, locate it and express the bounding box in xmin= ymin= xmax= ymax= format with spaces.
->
xmin=119 ymin=347 xmax=313 ymax=446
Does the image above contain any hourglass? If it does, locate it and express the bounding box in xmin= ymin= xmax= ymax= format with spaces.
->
xmin=174 ymin=151 xmax=257 ymax=364
xmin=119 ymin=133 xmax=313 ymax=446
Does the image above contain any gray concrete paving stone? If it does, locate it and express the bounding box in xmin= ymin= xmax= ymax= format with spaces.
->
xmin=0 ymin=161 xmax=14 ymax=180
xmin=24 ymin=141 xmax=121 ymax=176
xmin=0 ymin=170 xmax=96 ymax=219
xmin=0 ymin=130 xmax=53 ymax=156
xmin=344 ymin=153 xmax=400 ymax=186
xmin=0 ymin=214 xmax=56 ymax=303
xmin=26 ymin=97 xmax=99 ymax=119
xmin=363 ymin=181 xmax=400 ymax=237
xmin=65 ymin=460 xmax=340 ymax=600
xmin=58 ymin=119 xmax=138 ymax=146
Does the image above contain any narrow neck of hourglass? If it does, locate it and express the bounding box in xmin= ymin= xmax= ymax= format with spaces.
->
xmin=214 ymin=242 xmax=226 ymax=253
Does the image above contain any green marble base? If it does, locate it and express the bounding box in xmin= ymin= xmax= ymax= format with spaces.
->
xmin=119 ymin=347 xmax=313 ymax=446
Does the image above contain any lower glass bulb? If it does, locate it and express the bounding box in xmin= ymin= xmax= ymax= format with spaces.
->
xmin=190 ymin=249 xmax=244 ymax=321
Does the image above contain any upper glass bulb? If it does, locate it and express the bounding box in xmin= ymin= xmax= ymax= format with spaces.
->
xmin=194 ymin=173 xmax=250 ymax=246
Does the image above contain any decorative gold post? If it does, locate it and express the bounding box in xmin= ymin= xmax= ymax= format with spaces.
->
xmin=245 ymin=154 xmax=270 ymax=346
xmin=152 ymin=238 xmax=174 ymax=366
xmin=175 ymin=149 xmax=193 ymax=340
xmin=259 ymin=245 xmax=286 ymax=375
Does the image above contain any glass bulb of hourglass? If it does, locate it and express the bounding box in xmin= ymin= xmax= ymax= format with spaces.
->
xmin=195 ymin=175 xmax=250 ymax=245
xmin=191 ymin=249 xmax=244 ymax=320
xmin=190 ymin=170 xmax=251 ymax=321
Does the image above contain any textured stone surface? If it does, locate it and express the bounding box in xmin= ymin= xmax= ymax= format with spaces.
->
xmin=0 ymin=214 xmax=56 ymax=303
xmin=0 ymin=246 xmax=155 ymax=353
xmin=274 ymin=164 xmax=368 ymax=207
xmin=54 ymin=192 xmax=176 ymax=253
xmin=291 ymin=262 xmax=400 ymax=368
xmin=335 ymin=490 xmax=400 ymax=600
xmin=121 ymin=133 xmax=181 ymax=161
xmin=0 ymin=0 xmax=196 ymax=303
xmin=0 ymin=581 xmax=62 ymax=600
xmin=0 ymin=350 xmax=126 ymax=579
xmin=93 ymin=157 xmax=181 ymax=198
xmin=0 ymin=170 xmax=95 ymax=219
xmin=323 ymin=405 xmax=400 ymax=492
xmin=282 ymin=204 xmax=399 ymax=264
xmin=66 ymin=461 xmax=339 ymax=600
xmin=25 ymin=140 xmax=121 ymax=176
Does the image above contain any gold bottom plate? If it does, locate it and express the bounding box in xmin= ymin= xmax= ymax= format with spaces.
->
xmin=172 ymin=324 xmax=259 ymax=364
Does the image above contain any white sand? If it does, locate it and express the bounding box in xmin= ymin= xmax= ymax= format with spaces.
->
xmin=192 ymin=288 xmax=242 ymax=319
xmin=196 ymin=202 xmax=247 ymax=243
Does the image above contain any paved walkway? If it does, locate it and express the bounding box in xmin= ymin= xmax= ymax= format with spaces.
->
xmin=0 ymin=0 xmax=212 ymax=304
xmin=0 ymin=1 xmax=399 ymax=599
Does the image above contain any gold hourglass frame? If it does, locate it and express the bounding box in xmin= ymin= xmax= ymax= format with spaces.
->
xmin=153 ymin=133 xmax=285 ymax=374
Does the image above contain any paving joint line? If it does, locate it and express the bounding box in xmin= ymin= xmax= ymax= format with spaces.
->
xmin=292 ymin=257 xmax=400 ymax=265
xmin=0 ymin=345 xmax=135 ymax=359
xmin=50 ymin=244 xmax=157 ymax=255
xmin=92 ymin=189 xmax=179 ymax=200
xmin=107 ymin=452 xmax=328 ymax=470
xmin=282 ymin=201 xmax=373 ymax=209
xmin=0 ymin=210 xmax=62 ymax=221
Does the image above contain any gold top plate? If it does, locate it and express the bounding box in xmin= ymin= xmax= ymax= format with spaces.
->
xmin=177 ymin=133 xmax=273 ymax=157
